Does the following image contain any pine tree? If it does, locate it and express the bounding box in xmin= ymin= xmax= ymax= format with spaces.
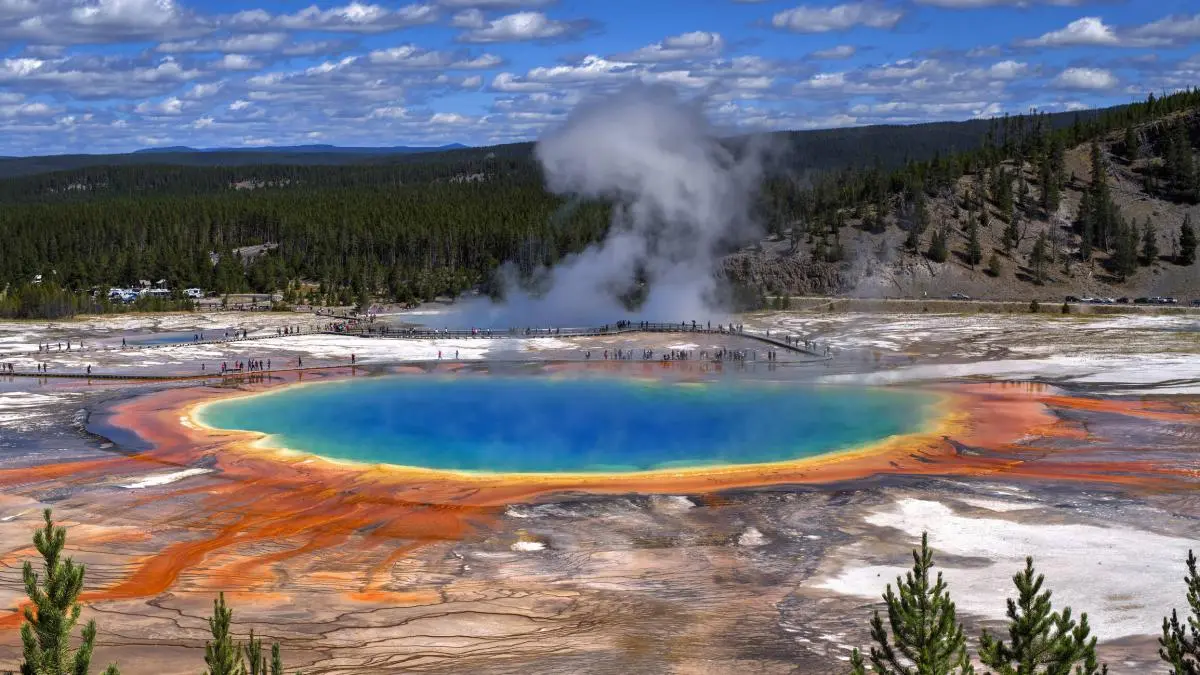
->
xmin=966 ymin=211 xmax=983 ymax=268
xmin=1076 ymin=191 xmax=1093 ymax=261
xmin=1039 ymin=154 xmax=1060 ymax=216
xmin=979 ymin=557 xmax=1107 ymax=675
xmin=1114 ymin=221 xmax=1139 ymax=281
xmin=1003 ymin=215 xmax=1020 ymax=256
xmin=20 ymin=509 xmax=120 ymax=675
xmin=204 ymin=593 xmax=246 ymax=675
xmin=914 ymin=190 xmax=930 ymax=235
xmin=270 ymin=644 xmax=284 ymax=675
xmin=1160 ymin=550 xmax=1200 ymax=675
xmin=928 ymin=228 xmax=949 ymax=263
xmin=246 ymin=630 xmax=265 ymax=675
xmin=850 ymin=533 xmax=974 ymax=675
xmin=995 ymin=168 xmax=1014 ymax=220
xmin=1166 ymin=122 xmax=1196 ymax=200
xmin=1142 ymin=219 xmax=1159 ymax=265
xmin=1181 ymin=214 xmax=1197 ymax=266
xmin=1123 ymin=125 xmax=1139 ymax=161
xmin=1030 ymin=232 xmax=1048 ymax=284
xmin=905 ymin=225 xmax=921 ymax=253
xmin=988 ymin=252 xmax=1003 ymax=278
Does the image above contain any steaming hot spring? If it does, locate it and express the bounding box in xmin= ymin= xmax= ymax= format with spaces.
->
xmin=193 ymin=374 xmax=940 ymax=474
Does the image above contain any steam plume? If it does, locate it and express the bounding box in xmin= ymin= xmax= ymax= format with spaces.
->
xmin=449 ymin=84 xmax=765 ymax=327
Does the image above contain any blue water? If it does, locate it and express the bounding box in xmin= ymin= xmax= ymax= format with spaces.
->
xmin=197 ymin=376 xmax=937 ymax=474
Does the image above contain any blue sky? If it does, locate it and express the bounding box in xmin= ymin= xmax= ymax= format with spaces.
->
xmin=0 ymin=0 xmax=1197 ymax=155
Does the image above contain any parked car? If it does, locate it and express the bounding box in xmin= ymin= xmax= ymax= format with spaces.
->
xmin=950 ymin=293 xmax=970 ymax=300
xmin=184 ymin=288 xmax=204 ymax=299
xmin=1065 ymin=295 xmax=1080 ymax=303
xmin=1135 ymin=297 xmax=1151 ymax=304
xmin=1117 ymin=297 xmax=1130 ymax=304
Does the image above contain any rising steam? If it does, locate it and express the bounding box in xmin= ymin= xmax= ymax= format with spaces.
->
xmin=449 ymin=84 xmax=766 ymax=327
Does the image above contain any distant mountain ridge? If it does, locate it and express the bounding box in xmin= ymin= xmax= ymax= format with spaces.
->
xmin=132 ymin=143 xmax=468 ymax=155
xmin=0 ymin=110 xmax=1106 ymax=180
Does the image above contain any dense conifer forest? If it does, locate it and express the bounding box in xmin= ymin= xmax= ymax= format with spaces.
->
xmin=1 ymin=90 xmax=1198 ymax=319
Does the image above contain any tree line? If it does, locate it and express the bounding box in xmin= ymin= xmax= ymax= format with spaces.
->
xmin=2 ymin=89 xmax=1198 ymax=319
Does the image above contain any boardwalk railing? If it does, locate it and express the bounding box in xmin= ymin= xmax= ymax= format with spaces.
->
xmin=323 ymin=321 xmax=831 ymax=358
xmin=1 ymin=319 xmax=832 ymax=380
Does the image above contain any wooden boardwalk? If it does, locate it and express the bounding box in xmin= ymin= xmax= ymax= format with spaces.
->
xmin=1 ymin=321 xmax=831 ymax=381
xmin=325 ymin=321 xmax=830 ymax=358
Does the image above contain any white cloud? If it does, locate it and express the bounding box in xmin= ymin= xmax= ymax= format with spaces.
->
xmin=0 ymin=101 xmax=57 ymax=118
xmin=1022 ymin=16 xmax=1168 ymax=48
xmin=772 ymin=2 xmax=904 ymax=33
xmin=1021 ymin=17 xmax=1119 ymax=47
xmin=987 ymin=59 xmax=1028 ymax=79
xmin=367 ymin=44 xmax=502 ymax=69
xmin=457 ymin=11 xmax=582 ymax=42
xmin=158 ymin=32 xmax=288 ymax=53
xmin=0 ymin=56 xmax=202 ymax=99
xmin=809 ymin=45 xmax=857 ymax=59
xmin=1052 ymin=67 xmax=1117 ymax=90
xmin=134 ymin=95 xmax=184 ymax=116
xmin=369 ymin=106 xmax=410 ymax=119
xmin=184 ymin=81 xmax=224 ymax=98
xmin=1131 ymin=13 xmax=1200 ymax=42
xmin=216 ymin=54 xmax=260 ymax=71
xmin=0 ymin=0 xmax=206 ymax=45
xmin=229 ymin=99 xmax=251 ymax=111
xmin=451 ymin=9 xmax=485 ymax=28
xmin=614 ymin=31 xmax=724 ymax=62
xmin=429 ymin=111 xmax=475 ymax=124
xmin=237 ymin=2 xmax=439 ymax=33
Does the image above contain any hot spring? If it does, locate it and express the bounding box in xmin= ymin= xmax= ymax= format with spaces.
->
xmin=195 ymin=375 xmax=940 ymax=474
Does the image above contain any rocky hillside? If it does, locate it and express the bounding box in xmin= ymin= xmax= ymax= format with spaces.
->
xmin=726 ymin=110 xmax=1200 ymax=302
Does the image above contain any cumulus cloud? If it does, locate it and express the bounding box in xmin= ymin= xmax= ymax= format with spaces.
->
xmin=232 ymin=2 xmax=438 ymax=33
xmin=0 ymin=0 xmax=207 ymax=44
xmin=134 ymin=95 xmax=185 ymax=116
xmin=1021 ymin=16 xmax=1168 ymax=48
xmin=157 ymin=32 xmax=287 ymax=53
xmin=1052 ymin=67 xmax=1117 ymax=90
xmin=456 ymin=11 xmax=587 ymax=42
xmin=1130 ymin=13 xmax=1200 ymax=43
xmin=772 ymin=2 xmax=904 ymax=33
xmin=488 ymin=53 xmax=780 ymax=99
xmin=613 ymin=31 xmax=725 ymax=63
xmin=987 ymin=59 xmax=1028 ymax=79
xmin=809 ymin=45 xmax=857 ymax=59
xmin=0 ymin=55 xmax=201 ymax=98
xmin=0 ymin=99 xmax=59 ymax=119
xmin=1021 ymin=17 xmax=1119 ymax=47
